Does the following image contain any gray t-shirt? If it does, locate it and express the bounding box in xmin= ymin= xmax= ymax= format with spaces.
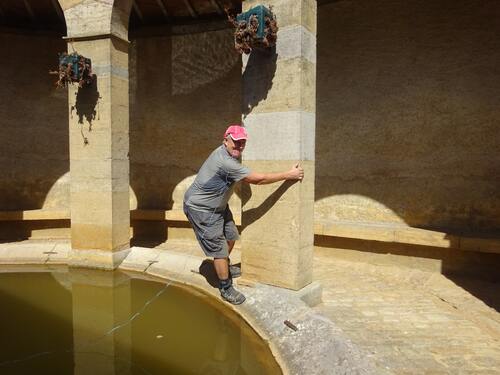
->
xmin=184 ymin=145 xmax=250 ymax=213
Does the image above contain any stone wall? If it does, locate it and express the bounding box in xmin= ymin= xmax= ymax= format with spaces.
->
xmin=316 ymin=0 xmax=500 ymax=234
xmin=2 ymin=0 xmax=500 ymax=240
xmin=129 ymin=28 xmax=242 ymax=212
xmin=0 ymin=31 xmax=69 ymax=211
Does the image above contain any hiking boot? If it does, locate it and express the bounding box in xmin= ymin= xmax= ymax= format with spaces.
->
xmin=220 ymin=285 xmax=246 ymax=305
xmin=229 ymin=264 xmax=241 ymax=278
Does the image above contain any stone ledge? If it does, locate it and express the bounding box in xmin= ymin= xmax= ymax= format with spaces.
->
xmin=2 ymin=210 xmax=498 ymax=254
xmin=315 ymin=220 xmax=500 ymax=255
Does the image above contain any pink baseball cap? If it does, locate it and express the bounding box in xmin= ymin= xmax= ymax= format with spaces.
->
xmin=224 ymin=125 xmax=248 ymax=141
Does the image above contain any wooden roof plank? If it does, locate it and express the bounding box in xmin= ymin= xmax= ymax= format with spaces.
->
xmin=22 ymin=0 xmax=36 ymax=21
xmin=210 ymin=0 xmax=224 ymax=15
xmin=182 ymin=0 xmax=198 ymax=18
xmin=155 ymin=0 xmax=171 ymax=21
xmin=132 ymin=0 xmax=144 ymax=22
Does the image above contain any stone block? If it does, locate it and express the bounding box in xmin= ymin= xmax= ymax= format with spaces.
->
xmin=46 ymin=241 xmax=71 ymax=264
xmin=243 ymin=58 xmax=315 ymax=114
xmin=394 ymin=227 xmax=453 ymax=248
xmin=62 ymin=1 xmax=132 ymax=41
xmin=241 ymin=241 xmax=313 ymax=290
xmin=0 ymin=243 xmax=48 ymax=264
xmin=241 ymin=159 xmax=314 ymax=289
xmin=460 ymin=237 xmax=500 ymax=254
xmin=276 ymin=25 xmax=316 ymax=64
xmin=244 ymin=0 xmax=317 ymax=34
xmin=69 ymin=247 xmax=130 ymax=270
xmin=119 ymin=246 xmax=161 ymax=272
xmin=243 ymin=111 xmax=315 ymax=161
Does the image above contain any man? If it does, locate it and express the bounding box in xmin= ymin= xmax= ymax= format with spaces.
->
xmin=183 ymin=124 xmax=304 ymax=305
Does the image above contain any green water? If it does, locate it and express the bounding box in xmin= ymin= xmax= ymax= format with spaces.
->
xmin=0 ymin=268 xmax=281 ymax=375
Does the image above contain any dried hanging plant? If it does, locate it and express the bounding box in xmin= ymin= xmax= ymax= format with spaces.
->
xmin=226 ymin=5 xmax=278 ymax=54
xmin=49 ymin=52 xmax=93 ymax=88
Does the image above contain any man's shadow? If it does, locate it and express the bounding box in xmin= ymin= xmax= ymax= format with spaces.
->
xmin=241 ymin=179 xmax=296 ymax=228
xmin=198 ymin=259 xmax=241 ymax=288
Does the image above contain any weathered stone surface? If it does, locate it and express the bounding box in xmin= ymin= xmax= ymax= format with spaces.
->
xmin=240 ymin=284 xmax=376 ymax=375
xmin=69 ymin=247 xmax=130 ymax=270
xmin=314 ymin=248 xmax=500 ymax=374
xmin=119 ymin=246 xmax=162 ymax=272
xmin=241 ymin=161 xmax=314 ymax=290
xmin=243 ymin=57 xmax=316 ymax=114
xmin=241 ymin=0 xmax=316 ymax=291
xmin=60 ymin=0 xmax=132 ymax=41
xmin=243 ymin=111 xmax=315 ymax=161
xmin=0 ymin=33 xmax=69 ymax=211
xmin=68 ymin=37 xmax=130 ymax=266
xmin=276 ymin=25 xmax=316 ymax=64
xmin=315 ymin=0 xmax=500 ymax=232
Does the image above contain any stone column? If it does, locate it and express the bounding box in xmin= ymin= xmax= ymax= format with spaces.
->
xmin=241 ymin=1 xmax=317 ymax=290
xmin=59 ymin=0 xmax=133 ymax=269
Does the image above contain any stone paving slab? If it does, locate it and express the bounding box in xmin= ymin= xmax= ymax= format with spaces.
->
xmin=0 ymin=240 xmax=61 ymax=264
xmin=119 ymin=246 xmax=162 ymax=272
xmin=313 ymin=247 xmax=500 ymax=375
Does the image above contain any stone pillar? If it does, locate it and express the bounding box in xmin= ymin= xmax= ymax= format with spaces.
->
xmin=59 ymin=0 xmax=133 ymax=269
xmin=241 ymin=0 xmax=317 ymax=290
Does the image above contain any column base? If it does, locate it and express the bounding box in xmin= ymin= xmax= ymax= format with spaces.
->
xmin=69 ymin=246 xmax=130 ymax=270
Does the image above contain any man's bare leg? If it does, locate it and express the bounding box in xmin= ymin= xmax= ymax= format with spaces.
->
xmin=214 ymin=240 xmax=245 ymax=304
xmin=227 ymin=240 xmax=235 ymax=255
xmin=213 ymin=257 xmax=229 ymax=280
xmin=213 ymin=240 xmax=235 ymax=280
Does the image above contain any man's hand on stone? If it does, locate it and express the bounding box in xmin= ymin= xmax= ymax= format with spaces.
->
xmin=288 ymin=163 xmax=304 ymax=181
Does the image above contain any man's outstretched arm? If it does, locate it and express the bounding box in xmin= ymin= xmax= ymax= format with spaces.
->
xmin=242 ymin=164 xmax=304 ymax=185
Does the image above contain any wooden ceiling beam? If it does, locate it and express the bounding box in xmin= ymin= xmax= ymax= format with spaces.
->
xmin=132 ymin=0 xmax=144 ymax=22
xmin=22 ymin=0 xmax=36 ymax=22
xmin=182 ymin=0 xmax=198 ymax=18
xmin=210 ymin=0 xmax=224 ymax=15
xmin=155 ymin=0 xmax=171 ymax=21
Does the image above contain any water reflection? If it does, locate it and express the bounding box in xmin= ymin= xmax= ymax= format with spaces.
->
xmin=0 ymin=268 xmax=281 ymax=375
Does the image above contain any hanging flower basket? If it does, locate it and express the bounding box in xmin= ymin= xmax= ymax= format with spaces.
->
xmin=50 ymin=52 xmax=93 ymax=88
xmin=227 ymin=5 xmax=278 ymax=54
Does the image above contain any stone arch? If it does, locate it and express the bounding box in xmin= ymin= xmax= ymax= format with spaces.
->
xmin=58 ymin=0 xmax=133 ymax=39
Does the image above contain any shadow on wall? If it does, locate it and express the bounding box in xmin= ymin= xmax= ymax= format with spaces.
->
xmin=71 ymin=74 xmax=100 ymax=136
xmin=0 ymin=32 xmax=69 ymax=213
xmin=316 ymin=235 xmax=500 ymax=311
xmin=242 ymin=46 xmax=277 ymax=117
xmin=315 ymin=0 xmax=500 ymax=308
xmin=129 ymin=29 xmax=243 ymax=242
xmin=315 ymin=1 xmax=500 ymax=235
